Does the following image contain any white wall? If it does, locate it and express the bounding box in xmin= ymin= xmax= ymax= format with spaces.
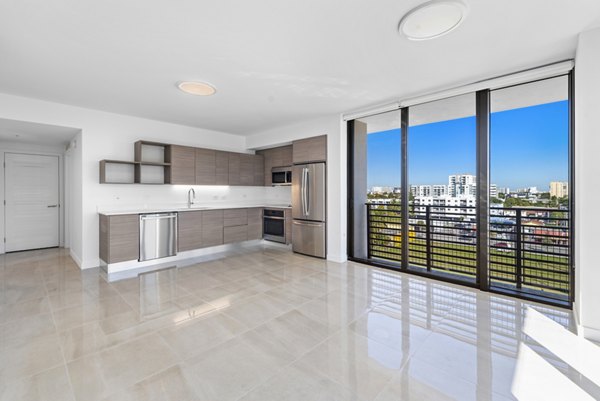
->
xmin=0 ymin=93 xmax=268 ymax=268
xmin=0 ymin=140 xmax=67 ymax=254
xmin=574 ymin=27 xmax=600 ymax=341
xmin=65 ymin=132 xmax=83 ymax=266
xmin=247 ymin=115 xmax=347 ymax=263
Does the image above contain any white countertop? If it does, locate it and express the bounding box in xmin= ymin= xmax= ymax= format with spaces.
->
xmin=98 ymin=203 xmax=292 ymax=216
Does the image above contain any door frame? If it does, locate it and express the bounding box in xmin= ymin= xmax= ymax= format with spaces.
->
xmin=1 ymin=150 xmax=65 ymax=254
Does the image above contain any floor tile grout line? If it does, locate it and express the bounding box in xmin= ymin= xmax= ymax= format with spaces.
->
xmin=41 ymin=267 xmax=78 ymax=401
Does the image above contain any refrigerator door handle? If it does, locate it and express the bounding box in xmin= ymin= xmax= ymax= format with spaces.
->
xmin=305 ymin=168 xmax=310 ymax=216
xmin=302 ymin=167 xmax=308 ymax=216
xmin=293 ymin=220 xmax=322 ymax=227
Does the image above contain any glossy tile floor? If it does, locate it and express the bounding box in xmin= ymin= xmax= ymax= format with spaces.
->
xmin=0 ymin=245 xmax=597 ymax=401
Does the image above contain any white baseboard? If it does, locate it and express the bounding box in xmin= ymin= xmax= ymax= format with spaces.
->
xmin=69 ymin=248 xmax=83 ymax=268
xmin=580 ymin=325 xmax=600 ymax=342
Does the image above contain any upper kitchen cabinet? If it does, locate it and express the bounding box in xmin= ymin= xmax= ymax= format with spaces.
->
xmin=240 ymin=154 xmax=255 ymax=186
xmin=258 ymin=145 xmax=292 ymax=186
xmin=195 ymin=148 xmax=216 ymax=185
xmin=253 ymin=154 xmax=265 ymax=186
xmin=292 ymin=135 xmax=327 ymax=164
xmin=228 ymin=153 xmax=241 ymax=186
xmin=228 ymin=153 xmax=263 ymax=186
xmin=215 ymin=151 xmax=229 ymax=185
xmin=166 ymin=145 xmax=196 ymax=185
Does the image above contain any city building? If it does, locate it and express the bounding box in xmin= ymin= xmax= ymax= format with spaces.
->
xmin=490 ymin=184 xmax=498 ymax=197
xmin=550 ymin=181 xmax=569 ymax=198
xmin=448 ymin=174 xmax=477 ymax=197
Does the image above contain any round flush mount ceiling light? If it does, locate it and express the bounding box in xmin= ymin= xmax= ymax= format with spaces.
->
xmin=177 ymin=81 xmax=217 ymax=96
xmin=399 ymin=0 xmax=468 ymax=41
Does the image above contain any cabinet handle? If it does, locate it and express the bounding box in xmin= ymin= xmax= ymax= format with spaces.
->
xmin=47 ymin=205 xmax=58 ymax=208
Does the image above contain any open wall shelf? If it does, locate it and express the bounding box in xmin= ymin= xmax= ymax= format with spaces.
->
xmin=99 ymin=160 xmax=137 ymax=184
xmin=100 ymin=141 xmax=173 ymax=184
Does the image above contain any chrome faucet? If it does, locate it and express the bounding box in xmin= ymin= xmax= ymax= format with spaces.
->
xmin=187 ymin=188 xmax=196 ymax=208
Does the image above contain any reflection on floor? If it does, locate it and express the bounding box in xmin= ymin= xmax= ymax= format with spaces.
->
xmin=0 ymin=244 xmax=596 ymax=401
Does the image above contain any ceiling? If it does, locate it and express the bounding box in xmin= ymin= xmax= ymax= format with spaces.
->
xmin=0 ymin=0 xmax=599 ymax=136
xmin=0 ymin=118 xmax=80 ymax=145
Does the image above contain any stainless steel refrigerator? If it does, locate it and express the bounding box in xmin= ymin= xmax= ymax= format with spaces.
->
xmin=292 ymin=162 xmax=326 ymax=258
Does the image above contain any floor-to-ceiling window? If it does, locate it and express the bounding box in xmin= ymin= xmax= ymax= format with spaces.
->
xmin=489 ymin=76 xmax=571 ymax=303
xmin=347 ymin=71 xmax=573 ymax=307
xmin=348 ymin=110 xmax=401 ymax=262
xmin=408 ymin=94 xmax=477 ymax=284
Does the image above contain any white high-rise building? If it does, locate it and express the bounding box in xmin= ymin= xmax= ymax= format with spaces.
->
xmin=410 ymin=185 xmax=432 ymax=197
xmin=490 ymin=184 xmax=498 ymax=197
xmin=432 ymin=185 xmax=448 ymax=197
xmin=448 ymin=174 xmax=477 ymax=198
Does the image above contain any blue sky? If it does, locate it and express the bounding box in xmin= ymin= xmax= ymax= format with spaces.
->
xmin=367 ymin=100 xmax=569 ymax=190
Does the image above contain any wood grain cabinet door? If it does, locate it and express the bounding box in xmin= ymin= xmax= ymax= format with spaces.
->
xmin=168 ymin=145 xmax=196 ymax=185
xmin=253 ymin=155 xmax=264 ymax=186
xmin=224 ymin=225 xmax=247 ymax=244
xmin=108 ymin=214 xmax=139 ymax=263
xmin=292 ymin=135 xmax=327 ymax=164
xmin=202 ymin=210 xmax=224 ymax=247
xmin=195 ymin=148 xmax=216 ymax=185
xmin=178 ymin=211 xmax=203 ymax=252
xmin=224 ymin=209 xmax=247 ymax=227
xmin=215 ymin=151 xmax=229 ymax=185
xmin=228 ymin=153 xmax=241 ymax=186
xmin=240 ymin=154 xmax=254 ymax=186
xmin=247 ymin=208 xmax=263 ymax=240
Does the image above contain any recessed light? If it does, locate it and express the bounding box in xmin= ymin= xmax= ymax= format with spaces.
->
xmin=399 ymin=0 xmax=467 ymax=41
xmin=177 ymin=81 xmax=216 ymax=96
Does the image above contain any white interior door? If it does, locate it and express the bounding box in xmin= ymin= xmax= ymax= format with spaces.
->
xmin=5 ymin=153 xmax=60 ymax=252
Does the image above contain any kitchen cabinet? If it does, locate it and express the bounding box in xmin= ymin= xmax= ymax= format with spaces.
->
xmin=167 ymin=145 xmax=196 ymax=184
xmin=224 ymin=208 xmax=247 ymax=227
xmin=240 ymin=154 xmax=255 ymax=186
xmin=292 ymin=135 xmax=327 ymax=164
xmin=195 ymin=148 xmax=216 ymax=185
xmin=202 ymin=209 xmax=224 ymax=247
xmin=177 ymin=211 xmax=203 ymax=252
xmin=99 ymin=214 xmax=139 ymax=263
xmin=224 ymin=225 xmax=247 ymax=244
xmin=100 ymin=140 xmax=267 ymax=187
xmin=247 ymin=208 xmax=263 ymax=240
xmin=253 ymin=154 xmax=265 ymax=186
xmin=215 ymin=151 xmax=229 ymax=185
xmin=258 ymin=145 xmax=292 ymax=186
xmin=228 ymin=153 xmax=241 ymax=186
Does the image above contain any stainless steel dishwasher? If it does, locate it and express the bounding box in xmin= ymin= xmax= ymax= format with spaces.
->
xmin=139 ymin=212 xmax=178 ymax=261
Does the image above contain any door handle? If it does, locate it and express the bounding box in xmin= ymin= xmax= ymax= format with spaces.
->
xmin=47 ymin=205 xmax=58 ymax=208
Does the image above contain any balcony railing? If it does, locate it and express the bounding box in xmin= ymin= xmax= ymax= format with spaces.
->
xmin=366 ymin=203 xmax=571 ymax=300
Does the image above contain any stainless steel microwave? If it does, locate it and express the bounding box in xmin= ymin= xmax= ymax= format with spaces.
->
xmin=271 ymin=167 xmax=292 ymax=186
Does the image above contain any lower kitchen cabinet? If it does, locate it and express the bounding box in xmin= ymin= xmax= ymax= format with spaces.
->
xmin=202 ymin=210 xmax=224 ymax=247
xmin=247 ymin=208 xmax=263 ymax=240
xmin=178 ymin=211 xmax=203 ymax=252
xmin=224 ymin=225 xmax=247 ymax=244
xmin=100 ymin=207 xmax=269 ymax=265
xmin=99 ymin=214 xmax=139 ymax=263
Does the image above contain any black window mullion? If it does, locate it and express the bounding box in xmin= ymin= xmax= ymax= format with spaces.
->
xmin=476 ymin=90 xmax=490 ymax=291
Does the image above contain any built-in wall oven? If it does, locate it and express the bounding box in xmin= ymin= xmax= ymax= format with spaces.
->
xmin=271 ymin=167 xmax=292 ymax=186
xmin=263 ymin=209 xmax=286 ymax=243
